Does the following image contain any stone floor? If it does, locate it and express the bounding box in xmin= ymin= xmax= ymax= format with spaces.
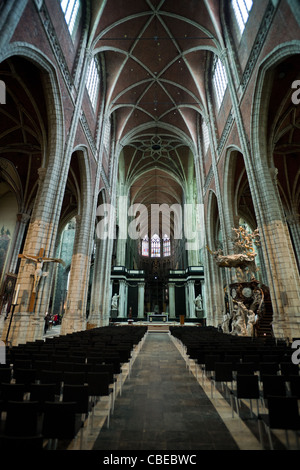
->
xmin=91 ymin=331 xmax=240 ymax=451
xmin=55 ymin=329 xmax=298 ymax=455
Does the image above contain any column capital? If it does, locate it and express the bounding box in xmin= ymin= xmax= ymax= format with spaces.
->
xmin=269 ymin=167 xmax=278 ymax=185
xmin=219 ymin=48 xmax=228 ymax=62
xmin=37 ymin=167 xmax=47 ymax=183
xmin=17 ymin=213 xmax=31 ymax=224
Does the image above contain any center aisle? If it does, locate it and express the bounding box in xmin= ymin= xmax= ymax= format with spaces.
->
xmin=92 ymin=332 xmax=239 ymax=451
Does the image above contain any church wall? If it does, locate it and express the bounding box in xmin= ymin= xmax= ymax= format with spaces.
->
xmin=203 ymin=148 xmax=212 ymax=178
xmin=81 ymin=88 xmax=99 ymax=139
xmin=0 ymin=1 xmax=298 ymax=342
xmin=10 ymin=2 xmax=75 ymax=141
xmin=44 ymin=0 xmax=81 ymax=73
xmin=208 ymin=0 xmax=300 ymax=192
xmin=201 ymin=1 xmax=300 ymax=334
xmin=232 ymin=0 xmax=270 ymax=72
xmin=213 ymin=89 xmax=232 ymax=141
xmin=238 ymin=0 xmax=300 ymax=143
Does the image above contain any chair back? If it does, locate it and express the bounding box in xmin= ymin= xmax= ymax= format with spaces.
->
xmin=267 ymin=396 xmax=300 ymax=430
xmin=236 ymin=374 xmax=259 ymax=399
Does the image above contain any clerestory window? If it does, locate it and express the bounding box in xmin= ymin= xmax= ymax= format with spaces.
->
xmin=60 ymin=0 xmax=81 ymax=37
xmin=202 ymin=119 xmax=209 ymax=153
xmin=231 ymin=0 xmax=253 ymax=34
xmin=86 ymin=56 xmax=100 ymax=110
xmin=212 ymin=56 xmax=228 ymax=110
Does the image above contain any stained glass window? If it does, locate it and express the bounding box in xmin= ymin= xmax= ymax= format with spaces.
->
xmin=142 ymin=235 xmax=149 ymax=257
xmin=163 ymin=234 xmax=170 ymax=257
xmin=151 ymin=234 xmax=160 ymax=258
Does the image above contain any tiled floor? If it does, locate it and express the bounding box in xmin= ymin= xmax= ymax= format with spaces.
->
xmin=63 ymin=329 xmax=298 ymax=452
xmin=91 ymin=332 xmax=241 ymax=451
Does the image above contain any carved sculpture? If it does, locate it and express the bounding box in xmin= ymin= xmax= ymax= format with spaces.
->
xmin=221 ymin=312 xmax=231 ymax=334
xmin=194 ymin=294 xmax=203 ymax=311
xmin=19 ymin=251 xmax=65 ymax=293
xmin=111 ymin=293 xmax=119 ymax=310
xmin=207 ymin=226 xmax=266 ymax=337
xmin=207 ymin=226 xmax=260 ymax=282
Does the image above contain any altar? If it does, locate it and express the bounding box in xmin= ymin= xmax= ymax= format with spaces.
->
xmin=147 ymin=313 xmax=168 ymax=322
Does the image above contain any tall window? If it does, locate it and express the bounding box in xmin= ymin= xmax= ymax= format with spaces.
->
xmin=151 ymin=234 xmax=160 ymax=258
xmin=103 ymin=116 xmax=111 ymax=152
xmin=60 ymin=0 xmax=81 ymax=36
xmin=212 ymin=56 xmax=228 ymax=109
xmin=202 ymin=119 xmax=209 ymax=153
xmin=163 ymin=234 xmax=171 ymax=257
xmin=232 ymin=0 xmax=253 ymax=34
xmin=86 ymin=57 xmax=100 ymax=110
xmin=142 ymin=235 xmax=149 ymax=257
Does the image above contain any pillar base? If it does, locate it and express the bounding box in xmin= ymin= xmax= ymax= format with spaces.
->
xmin=1 ymin=312 xmax=45 ymax=346
xmin=60 ymin=312 xmax=86 ymax=335
xmin=271 ymin=319 xmax=300 ymax=341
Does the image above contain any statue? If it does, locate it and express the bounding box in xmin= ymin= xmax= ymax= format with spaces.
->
xmin=207 ymin=226 xmax=273 ymax=337
xmin=207 ymin=226 xmax=260 ymax=282
xmin=230 ymin=301 xmax=247 ymax=336
xmin=19 ymin=250 xmax=65 ymax=293
xmin=221 ymin=312 xmax=231 ymax=334
xmin=236 ymin=314 xmax=247 ymax=336
xmin=229 ymin=300 xmax=257 ymax=337
xmin=154 ymin=305 xmax=159 ymax=314
xmin=194 ymin=294 xmax=203 ymax=311
xmin=18 ymin=249 xmax=65 ymax=293
xmin=247 ymin=310 xmax=256 ymax=337
xmin=18 ymin=248 xmax=66 ymax=312
xmin=111 ymin=293 xmax=119 ymax=311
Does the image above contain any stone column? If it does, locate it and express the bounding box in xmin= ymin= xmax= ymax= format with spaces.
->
xmin=1 ymin=164 xmax=64 ymax=345
xmin=124 ymin=283 xmax=128 ymax=318
xmin=109 ymin=280 xmax=113 ymax=317
xmin=200 ymin=280 xmax=206 ymax=318
xmin=88 ymin=237 xmax=106 ymax=327
xmin=187 ymin=280 xmax=196 ymax=319
xmin=137 ymin=282 xmax=145 ymax=319
xmin=118 ymin=279 xmax=126 ymax=318
xmin=253 ymin=167 xmax=300 ymax=339
xmin=6 ymin=213 xmax=31 ymax=275
xmin=0 ymin=0 xmax=28 ymax=51
xmin=286 ymin=213 xmax=300 ymax=268
xmin=102 ymin=236 xmax=116 ymax=326
xmin=220 ymin=46 xmax=300 ymax=338
xmin=168 ymin=282 xmax=176 ymax=319
xmin=60 ymin=213 xmax=92 ymax=335
xmin=116 ymin=153 xmax=128 ymax=266
xmin=1 ymin=43 xmax=96 ymax=345
xmin=185 ymin=284 xmax=189 ymax=317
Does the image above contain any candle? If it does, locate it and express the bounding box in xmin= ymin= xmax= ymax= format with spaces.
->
xmin=13 ymin=284 xmax=20 ymax=305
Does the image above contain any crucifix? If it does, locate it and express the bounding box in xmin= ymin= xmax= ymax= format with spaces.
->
xmin=18 ymin=248 xmax=65 ymax=312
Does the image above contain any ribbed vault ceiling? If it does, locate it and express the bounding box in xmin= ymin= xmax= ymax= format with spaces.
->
xmin=90 ymin=0 xmax=222 ymax=230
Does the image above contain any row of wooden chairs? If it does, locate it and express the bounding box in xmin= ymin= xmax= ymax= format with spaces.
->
xmin=170 ymin=326 xmax=300 ymax=450
xmin=0 ymin=325 xmax=148 ymax=449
